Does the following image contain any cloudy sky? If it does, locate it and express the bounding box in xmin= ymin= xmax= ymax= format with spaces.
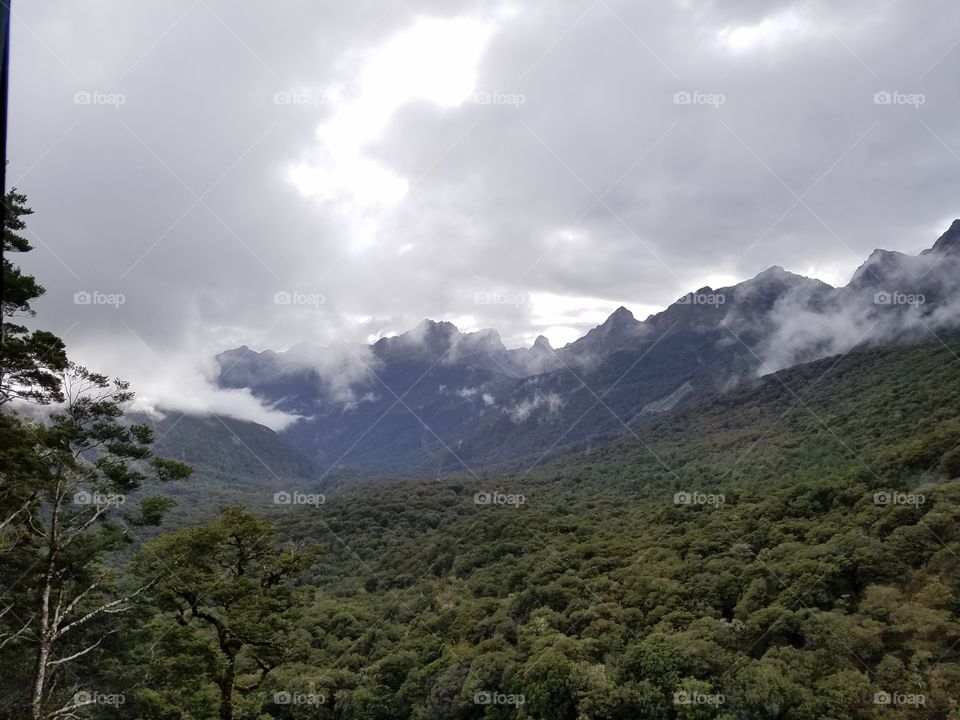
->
xmin=9 ymin=0 xmax=960 ymax=424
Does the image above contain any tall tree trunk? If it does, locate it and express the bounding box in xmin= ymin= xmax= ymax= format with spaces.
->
xmin=30 ymin=479 xmax=61 ymax=720
xmin=29 ymin=581 xmax=51 ymax=720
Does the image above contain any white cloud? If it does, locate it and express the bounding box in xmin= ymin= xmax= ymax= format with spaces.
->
xmin=10 ymin=0 xmax=960 ymax=426
xmin=507 ymin=391 xmax=564 ymax=422
xmin=289 ymin=15 xmax=495 ymax=220
xmin=717 ymin=9 xmax=817 ymax=54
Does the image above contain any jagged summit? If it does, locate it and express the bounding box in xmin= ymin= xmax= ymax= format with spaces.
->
xmin=213 ymin=216 xmax=960 ymax=476
xmin=736 ymin=264 xmax=818 ymax=288
xmin=927 ymin=218 xmax=960 ymax=254
xmin=532 ymin=335 xmax=553 ymax=351
xmin=756 ymin=264 xmax=787 ymax=277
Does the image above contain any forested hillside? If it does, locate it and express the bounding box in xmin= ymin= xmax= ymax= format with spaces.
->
xmin=62 ymin=339 xmax=957 ymax=719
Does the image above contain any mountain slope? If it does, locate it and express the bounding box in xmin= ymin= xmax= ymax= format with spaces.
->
xmin=135 ymin=412 xmax=325 ymax=519
xmin=215 ymin=220 xmax=960 ymax=476
xmin=261 ymin=337 xmax=960 ymax=720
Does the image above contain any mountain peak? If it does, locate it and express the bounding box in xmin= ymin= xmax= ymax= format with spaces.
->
xmin=930 ymin=219 xmax=960 ymax=254
xmin=746 ymin=265 xmax=809 ymax=285
xmin=606 ymin=306 xmax=635 ymax=324
xmin=757 ymin=265 xmax=787 ymax=277
xmin=415 ymin=318 xmax=457 ymax=332
xmin=532 ymin=335 xmax=553 ymax=351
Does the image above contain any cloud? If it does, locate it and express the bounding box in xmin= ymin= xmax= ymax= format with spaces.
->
xmin=507 ymin=391 xmax=564 ymax=422
xmin=280 ymin=341 xmax=381 ymax=407
xmin=9 ymin=0 xmax=960 ymax=424
xmin=755 ymin=243 xmax=960 ymax=372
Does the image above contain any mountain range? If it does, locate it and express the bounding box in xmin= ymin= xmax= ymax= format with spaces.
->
xmin=177 ymin=220 xmax=960 ymax=481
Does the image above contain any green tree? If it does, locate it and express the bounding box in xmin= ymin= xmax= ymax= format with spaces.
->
xmin=0 ymin=366 xmax=191 ymax=719
xmin=0 ymin=189 xmax=68 ymax=406
xmin=129 ymin=507 xmax=318 ymax=720
xmin=0 ymin=191 xmax=192 ymax=719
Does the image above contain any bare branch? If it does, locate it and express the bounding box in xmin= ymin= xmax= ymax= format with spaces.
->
xmin=0 ymin=609 xmax=36 ymax=649
xmin=52 ymin=577 xmax=104 ymax=632
xmin=45 ymin=698 xmax=97 ymax=718
xmin=54 ymin=578 xmax=156 ymax=639
xmin=58 ymin=505 xmax=110 ymax=551
xmin=47 ymin=630 xmax=117 ymax=666
xmin=0 ymin=496 xmax=35 ymax=533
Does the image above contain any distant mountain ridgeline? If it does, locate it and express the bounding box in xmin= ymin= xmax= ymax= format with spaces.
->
xmin=204 ymin=221 xmax=960 ymax=478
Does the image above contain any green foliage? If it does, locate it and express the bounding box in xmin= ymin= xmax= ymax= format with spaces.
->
xmin=122 ymin=507 xmax=319 ymax=719
xmin=216 ymin=339 xmax=959 ymax=720
xmin=0 ymin=189 xmax=68 ymax=405
xmin=0 ymin=192 xmax=193 ymax=720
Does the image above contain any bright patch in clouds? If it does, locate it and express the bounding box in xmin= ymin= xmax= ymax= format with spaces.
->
xmin=718 ymin=10 xmax=814 ymax=54
xmin=799 ymin=264 xmax=850 ymax=288
xmin=527 ymin=292 xmax=661 ymax=347
xmin=290 ymin=16 xmax=494 ymax=217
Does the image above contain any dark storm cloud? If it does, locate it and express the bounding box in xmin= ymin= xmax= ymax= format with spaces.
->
xmin=8 ymin=0 xmax=960 ymax=424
